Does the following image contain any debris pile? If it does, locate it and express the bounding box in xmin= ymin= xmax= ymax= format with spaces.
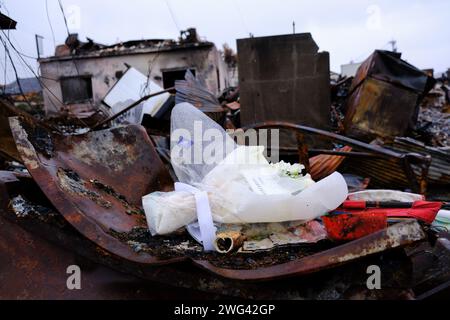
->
xmin=343 ymin=50 xmax=435 ymax=141
xmin=1 ymin=29 xmax=450 ymax=300
xmin=415 ymin=80 xmax=450 ymax=147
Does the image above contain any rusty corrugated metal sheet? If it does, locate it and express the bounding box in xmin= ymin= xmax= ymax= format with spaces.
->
xmin=310 ymin=146 xmax=352 ymax=180
xmin=341 ymin=157 xmax=412 ymax=189
xmin=387 ymin=137 xmax=450 ymax=185
xmin=241 ymin=121 xmax=431 ymax=193
xmin=342 ymin=137 xmax=450 ymax=189
xmin=175 ymin=70 xmax=226 ymax=126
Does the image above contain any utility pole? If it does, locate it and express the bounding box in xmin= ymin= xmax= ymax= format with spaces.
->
xmin=293 ymin=21 xmax=296 ymax=34
xmin=35 ymin=35 xmax=44 ymax=59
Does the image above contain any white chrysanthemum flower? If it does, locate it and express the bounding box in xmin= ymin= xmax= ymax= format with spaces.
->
xmin=271 ymin=161 xmax=306 ymax=178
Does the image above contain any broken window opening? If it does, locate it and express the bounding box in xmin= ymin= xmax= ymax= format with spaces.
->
xmin=162 ymin=68 xmax=196 ymax=91
xmin=60 ymin=75 xmax=93 ymax=104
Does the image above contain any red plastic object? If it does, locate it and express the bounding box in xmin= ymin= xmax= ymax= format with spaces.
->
xmin=322 ymin=200 xmax=442 ymax=241
xmin=322 ymin=213 xmax=387 ymax=241
xmin=340 ymin=201 xmax=441 ymax=224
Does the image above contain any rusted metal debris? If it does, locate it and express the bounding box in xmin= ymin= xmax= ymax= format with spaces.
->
xmin=175 ymin=70 xmax=227 ymax=126
xmin=2 ymin=178 xmax=442 ymax=299
xmin=1 ymin=114 xmax=449 ymax=298
xmin=344 ymin=50 xmax=435 ymax=141
xmin=9 ymin=116 xmax=176 ymax=265
xmin=193 ymin=219 xmax=426 ymax=281
xmin=309 ymin=145 xmax=353 ymax=180
xmin=2 ymin=117 xmax=436 ymax=284
xmin=415 ymin=77 xmax=450 ymax=148
xmin=386 ymin=137 xmax=450 ymax=185
xmin=0 ymin=99 xmax=22 ymax=162
xmin=92 ymin=87 xmax=175 ymax=130
xmin=242 ymin=121 xmax=431 ymax=193
xmin=0 ymin=168 xmax=433 ymax=284
xmin=0 ymin=98 xmax=59 ymax=163
xmin=0 ymin=171 xmax=222 ymax=299
xmin=0 ymin=78 xmax=447 ymax=296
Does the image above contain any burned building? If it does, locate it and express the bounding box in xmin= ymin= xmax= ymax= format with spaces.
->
xmin=237 ymin=33 xmax=331 ymax=132
xmin=38 ymin=28 xmax=231 ymax=118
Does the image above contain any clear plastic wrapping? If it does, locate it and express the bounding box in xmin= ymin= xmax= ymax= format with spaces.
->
xmin=143 ymin=103 xmax=348 ymax=235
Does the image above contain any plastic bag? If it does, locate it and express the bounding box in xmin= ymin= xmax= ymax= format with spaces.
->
xmin=143 ymin=103 xmax=348 ymax=236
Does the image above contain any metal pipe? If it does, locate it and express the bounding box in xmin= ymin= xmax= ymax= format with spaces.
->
xmin=308 ymin=149 xmax=380 ymax=158
xmin=91 ymin=87 xmax=174 ymax=130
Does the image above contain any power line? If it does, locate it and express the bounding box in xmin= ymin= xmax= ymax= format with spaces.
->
xmin=232 ymin=0 xmax=251 ymax=37
xmin=14 ymin=50 xmax=37 ymax=60
xmin=0 ymin=32 xmax=63 ymax=133
xmin=146 ymin=0 xmax=179 ymax=94
xmin=0 ymin=33 xmax=34 ymax=109
xmin=1 ymin=0 xmax=81 ymax=125
xmin=143 ymin=42 xmax=165 ymax=95
xmin=0 ymin=0 xmax=10 ymax=15
xmin=1 ymin=0 xmax=53 ymax=44
xmin=57 ymin=0 xmax=71 ymax=36
xmin=5 ymin=35 xmax=38 ymax=59
xmin=57 ymin=0 xmax=81 ymax=77
xmin=46 ymin=0 xmax=57 ymax=49
xmin=56 ymin=1 xmax=90 ymax=127
xmin=164 ymin=0 xmax=181 ymax=32
xmin=1 ymin=1 xmax=9 ymax=85
xmin=3 ymin=30 xmax=7 ymax=85
xmin=1 ymin=30 xmax=64 ymax=106
xmin=5 ymin=30 xmax=40 ymax=60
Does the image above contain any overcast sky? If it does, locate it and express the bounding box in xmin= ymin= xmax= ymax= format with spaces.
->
xmin=1 ymin=0 xmax=449 ymax=84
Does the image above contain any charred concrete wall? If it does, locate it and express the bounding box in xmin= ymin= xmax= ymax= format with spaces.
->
xmin=237 ymin=33 xmax=331 ymax=133
xmin=39 ymin=45 xmax=230 ymax=117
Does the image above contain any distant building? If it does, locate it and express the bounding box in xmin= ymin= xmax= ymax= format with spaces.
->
xmin=340 ymin=62 xmax=362 ymax=78
xmin=38 ymin=28 xmax=231 ymax=118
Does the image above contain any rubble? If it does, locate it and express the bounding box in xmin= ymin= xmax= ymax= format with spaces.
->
xmin=415 ymin=79 xmax=450 ymax=147
xmin=385 ymin=137 xmax=450 ymax=185
xmin=102 ymin=67 xmax=172 ymax=126
xmin=416 ymin=106 xmax=450 ymax=147
xmin=0 ymin=14 xmax=449 ymax=299
xmin=344 ymin=50 xmax=435 ymax=141
xmin=39 ymin=29 xmax=231 ymax=120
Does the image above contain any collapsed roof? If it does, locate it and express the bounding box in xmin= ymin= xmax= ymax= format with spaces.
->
xmin=41 ymin=28 xmax=214 ymax=62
